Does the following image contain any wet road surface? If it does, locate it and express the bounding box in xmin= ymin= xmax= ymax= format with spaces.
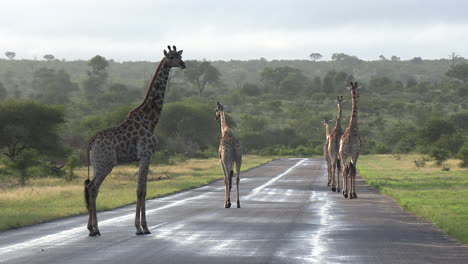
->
xmin=1 ymin=158 xmax=467 ymax=264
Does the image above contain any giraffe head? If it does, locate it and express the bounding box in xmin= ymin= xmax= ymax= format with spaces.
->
xmin=322 ymin=118 xmax=333 ymax=127
xmin=335 ymin=95 xmax=346 ymax=105
xmin=346 ymin=82 xmax=361 ymax=98
xmin=163 ymin=45 xmax=186 ymax=69
xmin=215 ymin=101 xmax=224 ymax=120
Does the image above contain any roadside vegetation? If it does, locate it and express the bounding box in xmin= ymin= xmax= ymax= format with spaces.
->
xmin=359 ymin=155 xmax=468 ymax=244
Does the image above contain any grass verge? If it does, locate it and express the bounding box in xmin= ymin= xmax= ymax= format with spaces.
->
xmin=359 ymin=154 xmax=468 ymax=244
xmin=0 ymin=155 xmax=273 ymax=231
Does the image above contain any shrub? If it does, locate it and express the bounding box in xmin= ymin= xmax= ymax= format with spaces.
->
xmin=429 ymin=147 xmax=450 ymax=166
xmin=457 ymin=142 xmax=468 ymax=168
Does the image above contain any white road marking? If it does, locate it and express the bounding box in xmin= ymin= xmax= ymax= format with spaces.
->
xmin=245 ymin=158 xmax=306 ymax=199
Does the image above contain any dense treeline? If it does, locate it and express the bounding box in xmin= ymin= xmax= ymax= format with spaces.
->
xmin=1 ymin=53 xmax=467 ymax=185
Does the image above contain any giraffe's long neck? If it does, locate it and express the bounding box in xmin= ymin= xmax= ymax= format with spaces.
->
xmin=349 ymin=90 xmax=358 ymax=130
xmin=325 ymin=123 xmax=331 ymax=138
xmin=128 ymin=58 xmax=170 ymax=131
xmin=336 ymin=102 xmax=343 ymax=128
xmin=219 ymin=111 xmax=230 ymax=138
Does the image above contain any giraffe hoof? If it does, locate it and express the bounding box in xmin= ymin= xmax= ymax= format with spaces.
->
xmin=331 ymin=187 xmax=336 ymax=192
xmin=89 ymin=231 xmax=101 ymax=237
xmin=144 ymin=231 xmax=151 ymax=234
xmin=343 ymin=191 xmax=348 ymax=198
xmin=225 ymin=202 xmax=231 ymax=208
xmin=237 ymin=204 xmax=241 ymax=208
xmin=337 ymin=188 xmax=341 ymax=192
xmin=352 ymin=193 xmax=358 ymax=199
xmin=136 ymin=231 xmax=145 ymax=235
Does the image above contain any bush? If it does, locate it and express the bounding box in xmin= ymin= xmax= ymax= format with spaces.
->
xmin=429 ymin=147 xmax=450 ymax=166
xmin=457 ymin=142 xmax=468 ymax=168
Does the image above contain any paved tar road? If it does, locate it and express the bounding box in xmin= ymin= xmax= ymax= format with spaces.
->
xmin=1 ymin=158 xmax=468 ymax=264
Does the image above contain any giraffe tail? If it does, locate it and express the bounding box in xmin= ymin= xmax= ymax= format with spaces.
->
xmin=84 ymin=179 xmax=91 ymax=210
xmin=84 ymin=146 xmax=91 ymax=210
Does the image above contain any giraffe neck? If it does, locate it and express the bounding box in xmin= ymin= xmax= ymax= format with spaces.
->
xmin=335 ymin=102 xmax=343 ymax=128
xmin=127 ymin=58 xmax=170 ymax=131
xmin=349 ymin=90 xmax=358 ymax=130
xmin=325 ymin=124 xmax=331 ymax=137
xmin=219 ymin=111 xmax=230 ymax=137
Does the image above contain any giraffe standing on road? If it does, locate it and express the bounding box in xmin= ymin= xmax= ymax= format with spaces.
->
xmin=84 ymin=46 xmax=186 ymax=236
xmin=215 ymin=102 xmax=242 ymax=208
xmin=322 ymin=118 xmax=332 ymax=186
xmin=328 ymin=96 xmax=345 ymax=192
xmin=340 ymin=82 xmax=361 ymax=199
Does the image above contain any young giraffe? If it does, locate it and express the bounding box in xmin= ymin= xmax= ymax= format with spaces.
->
xmin=340 ymin=82 xmax=361 ymax=199
xmin=322 ymin=118 xmax=332 ymax=187
xmin=84 ymin=46 xmax=186 ymax=236
xmin=328 ymin=96 xmax=345 ymax=192
xmin=215 ymin=102 xmax=242 ymax=208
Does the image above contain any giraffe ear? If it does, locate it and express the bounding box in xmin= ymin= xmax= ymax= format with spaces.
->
xmin=164 ymin=50 xmax=168 ymax=56
xmin=342 ymin=100 xmax=347 ymax=104
xmin=346 ymin=86 xmax=351 ymax=91
xmin=357 ymin=86 xmax=362 ymax=90
xmin=177 ymin=50 xmax=183 ymax=56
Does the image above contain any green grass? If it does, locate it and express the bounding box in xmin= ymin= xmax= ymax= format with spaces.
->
xmin=0 ymin=155 xmax=273 ymax=230
xmin=359 ymin=155 xmax=468 ymax=244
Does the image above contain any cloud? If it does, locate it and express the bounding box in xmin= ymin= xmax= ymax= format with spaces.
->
xmin=1 ymin=1 xmax=468 ymax=61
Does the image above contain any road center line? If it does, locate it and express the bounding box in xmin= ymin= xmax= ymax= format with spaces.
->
xmin=245 ymin=158 xmax=306 ymax=199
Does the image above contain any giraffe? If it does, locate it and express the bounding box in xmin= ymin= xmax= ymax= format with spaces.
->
xmin=84 ymin=45 xmax=186 ymax=236
xmin=215 ymin=102 xmax=242 ymax=208
xmin=322 ymin=118 xmax=333 ymax=187
xmin=328 ymin=96 xmax=345 ymax=192
xmin=339 ymin=82 xmax=361 ymax=199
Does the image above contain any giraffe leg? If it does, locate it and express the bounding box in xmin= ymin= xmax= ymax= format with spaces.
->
xmin=336 ymin=159 xmax=341 ymax=193
xmin=342 ymin=165 xmax=349 ymax=199
xmin=350 ymin=164 xmax=358 ymax=199
xmin=331 ymin=161 xmax=337 ymax=192
xmin=235 ymin=161 xmax=241 ymax=208
xmin=135 ymin=157 xmax=150 ymax=235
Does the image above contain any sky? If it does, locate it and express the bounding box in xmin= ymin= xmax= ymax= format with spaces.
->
xmin=1 ymin=0 xmax=468 ymax=61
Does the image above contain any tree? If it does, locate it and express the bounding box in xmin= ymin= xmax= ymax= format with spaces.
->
xmin=83 ymin=55 xmax=109 ymax=99
xmin=445 ymin=63 xmax=468 ymax=82
xmin=32 ymin=68 xmax=78 ymax=104
xmin=0 ymin=82 xmax=7 ymax=100
xmin=279 ymin=71 xmax=310 ymax=96
xmin=157 ymin=100 xmax=220 ymax=154
xmin=449 ymin=52 xmax=460 ymax=66
xmin=43 ymin=54 xmax=55 ymax=61
xmin=309 ymin=53 xmax=322 ymax=62
xmin=0 ymin=100 xmax=67 ymax=185
xmin=183 ymin=60 xmax=221 ymax=96
xmin=411 ymin=57 xmax=423 ymax=64
xmin=379 ymin=55 xmax=387 ymax=61
xmin=232 ymin=69 xmax=247 ymax=89
xmin=390 ymin=55 xmax=401 ymax=61
xmin=241 ymin=83 xmax=261 ymax=96
xmin=261 ymin=66 xmax=301 ymax=93
xmin=5 ymin=51 xmax=16 ymax=60
xmin=331 ymin=53 xmax=362 ymax=65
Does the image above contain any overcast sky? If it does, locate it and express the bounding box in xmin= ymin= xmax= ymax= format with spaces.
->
xmin=1 ymin=0 xmax=468 ymax=61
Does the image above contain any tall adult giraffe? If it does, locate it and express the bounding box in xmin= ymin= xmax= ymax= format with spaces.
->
xmin=322 ymin=118 xmax=332 ymax=187
xmin=215 ymin=102 xmax=242 ymax=208
xmin=84 ymin=46 xmax=186 ymax=236
xmin=340 ymin=82 xmax=361 ymax=199
xmin=328 ymin=96 xmax=345 ymax=192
